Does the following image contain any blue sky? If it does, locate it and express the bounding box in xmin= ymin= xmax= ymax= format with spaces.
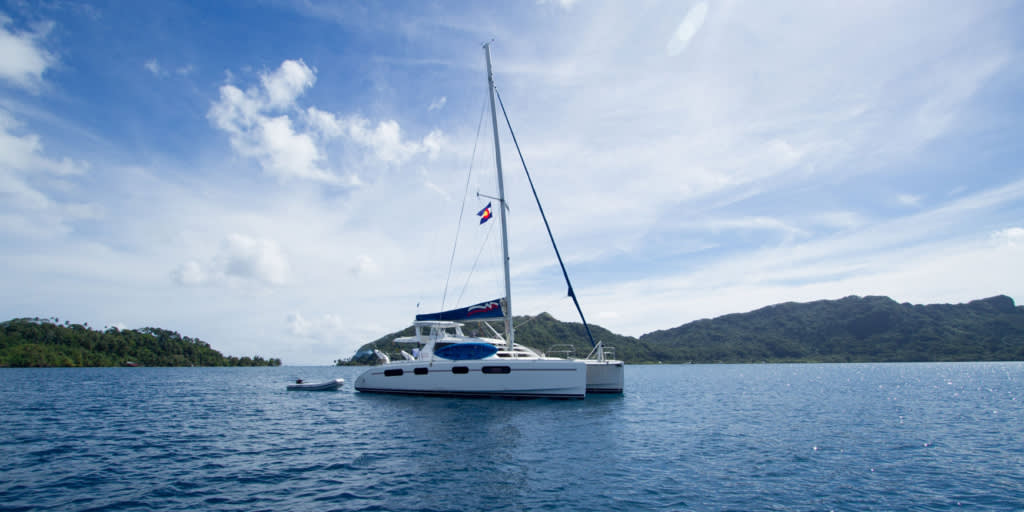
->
xmin=2 ymin=0 xmax=1022 ymax=365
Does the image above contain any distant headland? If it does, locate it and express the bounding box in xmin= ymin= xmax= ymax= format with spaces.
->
xmin=344 ymin=295 xmax=1024 ymax=365
xmin=0 ymin=318 xmax=281 ymax=367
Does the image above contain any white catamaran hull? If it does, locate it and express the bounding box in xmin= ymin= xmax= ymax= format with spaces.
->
xmin=584 ymin=360 xmax=624 ymax=394
xmin=355 ymin=359 xmax=586 ymax=399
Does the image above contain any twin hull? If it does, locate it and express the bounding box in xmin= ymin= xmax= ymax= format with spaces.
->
xmin=584 ymin=360 xmax=625 ymax=394
xmin=355 ymin=359 xmax=587 ymax=399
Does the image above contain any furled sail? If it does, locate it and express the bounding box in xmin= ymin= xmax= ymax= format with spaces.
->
xmin=415 ymin=298 xmax=504 ymax=322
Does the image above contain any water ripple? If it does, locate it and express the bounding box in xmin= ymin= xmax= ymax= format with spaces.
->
xmin=2 ymin=364 xmax=1024 ymax=510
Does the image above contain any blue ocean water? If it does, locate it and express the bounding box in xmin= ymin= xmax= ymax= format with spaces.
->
xmin=1 ymin=363 xmax=1022 ymax=511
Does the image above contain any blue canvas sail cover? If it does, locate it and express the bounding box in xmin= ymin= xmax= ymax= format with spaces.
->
xmin=415 ymin=298 xmax=504 ymax=322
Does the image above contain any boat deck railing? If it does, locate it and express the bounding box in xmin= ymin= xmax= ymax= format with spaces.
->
xmin=547 ymin=344 xmax=576 ymax=359
xmin=585 ymin=342 xmax=616 ymax=362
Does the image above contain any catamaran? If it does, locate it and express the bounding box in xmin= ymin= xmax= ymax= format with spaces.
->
xmin=354 ymin=43 xmax=623 ymax=398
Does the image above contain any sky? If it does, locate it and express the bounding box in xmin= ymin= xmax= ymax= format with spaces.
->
xmin=2 ymin=0 xmax=1023 ymax=365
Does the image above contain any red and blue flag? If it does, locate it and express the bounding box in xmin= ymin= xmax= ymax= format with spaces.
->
xmin=477 ymin=202 xmax=493 ymax=224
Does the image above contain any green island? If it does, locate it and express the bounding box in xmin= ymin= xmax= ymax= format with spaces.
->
xmin=343 ymin=295 xmax=1024 ymax=365
xmin=0 ymin=318 xmax=281 ymax=367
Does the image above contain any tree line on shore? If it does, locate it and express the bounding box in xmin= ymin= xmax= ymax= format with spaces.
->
xmin=0 ymin=317 xmax=281 ymax=367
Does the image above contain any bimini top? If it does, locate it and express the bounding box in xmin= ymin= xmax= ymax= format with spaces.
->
xmin=415 ymin=298 xmax=504 ymax=323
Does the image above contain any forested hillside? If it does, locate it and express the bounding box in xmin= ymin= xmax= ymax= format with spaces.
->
xmin=0 ymin=318 xmax=281 ymax=367
xmin=640 ymin=295 xmax=1024 ymax=363
xmin=345 ymin=295 xmax=1024 ymax=364
xmin=343 ymin=312 xmax=646 ymax=365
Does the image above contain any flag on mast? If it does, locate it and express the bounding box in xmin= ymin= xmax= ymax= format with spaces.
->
xmin=477 ymin=202 xmax=493 ymax=224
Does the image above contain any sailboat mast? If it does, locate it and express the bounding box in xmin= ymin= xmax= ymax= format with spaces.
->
xmin=484 ymin=42 xmax=514 ymax=346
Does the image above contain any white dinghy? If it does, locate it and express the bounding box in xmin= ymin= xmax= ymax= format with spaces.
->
xmin=287 ymin=378 xmax=344 ymax=391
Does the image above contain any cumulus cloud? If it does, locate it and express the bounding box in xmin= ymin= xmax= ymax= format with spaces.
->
xmin=261 ymin=59 xmax=316 ymax=109
xmin=144 ymin=58 xmax=161 ymax=75
xmin=350 ymin=254 xmax=378 ymax=275
xmin=428 ymin=96 xmax=447 ymax=111
xmin=0 ymin=15 xmax=54 ymax=92
xmin=172 ymin=260 xmax=206 ymax=286
xmin=0 ymin=109 xmax=93 ymax=237
xmin=992 ymin=227 xmax=1024 ymax=248
xmin=667 ymin=1 xmax=708 ymax=57
xmin=287 ymin=311 xmax=344 ymax=340
xmin=0 ymin=114 xmax=85 ymax=175
xmin=258 ymin=115 xmax=326 ymax=180
xmin=209 ymin=59 xmax=441 ymax=184
xmin=207 ymin=59 xmax=335 ymax=183
xmin=172 ymin=233 xmax=290 ymax=286
xmin=305 ymin=107 xmax=444 ymax=164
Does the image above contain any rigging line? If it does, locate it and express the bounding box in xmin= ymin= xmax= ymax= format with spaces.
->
xmin=494 ymin=86 xmax=597 ymax=348
xmin=513 ymin=295 xmax=571 ymax=330
xmin=440 ymin=98 xmax=489 ymax=312
xmin=455 ymin=217 xmax=496 ymax=306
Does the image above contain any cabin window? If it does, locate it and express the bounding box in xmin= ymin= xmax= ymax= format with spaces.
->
xmin=452 ymin=366 xmax=469 ymax=374
xmin=482 ymin=366 xmax=511 ymax=374
xmin=384 ymin=369 xmax=403 ymax=377
xmin=497 ymin=353 xmax=511 ymax=358
xmin=414 ymin=367 xmax=428 ymax=375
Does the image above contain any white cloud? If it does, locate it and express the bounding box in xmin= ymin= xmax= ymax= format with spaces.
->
xmin=208 ymin=61 xmax=337 ymax=184
xmin=910 ymin=54 xmax=1007 ymax=148
xmin=305 ymin=106 xmax=344 ymax=137
xmin=348 ymin=118 xmax=407 ymax=162
xmin=305 ymin=107 xmax=444 ymax=164
xmin=0 ymin=109 xmax=92 ymax=238
xmin=0 ymin=15 xmax=54 ymax=92
xmin=145 ymin=60 xmax=194 ymax=77
xmin=422 ymin=129 xmax=443 ymax=156
xmin=171 ymin=260 xmax=206 ymax=286
xmin=286 ymin=311 xmax=312 ymax=336
xmin=144 ymin=58 xmax=161 ymax=76
xmin=173 ymin=233 xmax=290 ymax=286
xmin=704 ymin=216 xmax=806 ymax=237
xmin=218 ymin=233 xmax=290 ymax=285
xmin=666 ymin=1 xmax=708 ymax=56
xmin=813 ymin=211 xmax=867 ymax=230
xmin=348 ymin=118 xmax=432 ymax=163
xmin=287 ymin=311 xmax=344 ymax=339
xmin=428 ymin=96 xmax=447 ymax=111
xmin=257 ymin=115 xmax=327 ymax=181
xmin=992 ymin=227 xmax=1024 ymax=248
xmin=209 ymin=59 xmax=442 ymax=184
xmin=537 ymin=0 xmax=580 ymax=10
xmin=351 ymin=254 xmax=378 ymax=275
xmin=898 ymin=194 xmax=922 ymax=207
xmin=260 ymin=59 xmax=316 ymax=109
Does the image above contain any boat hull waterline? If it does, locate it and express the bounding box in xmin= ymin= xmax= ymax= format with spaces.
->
xmin=355 ymin=359 xmax=586 ymax=399
xmin=584 ymin=361 xmax=625 ymax=394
